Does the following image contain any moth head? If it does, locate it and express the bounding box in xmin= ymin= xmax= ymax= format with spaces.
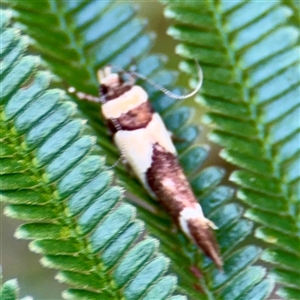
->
xmin=97 ymin=65 xmax=134 ymax=98
xmin=98 ymin=66 xmax=120 ymax=91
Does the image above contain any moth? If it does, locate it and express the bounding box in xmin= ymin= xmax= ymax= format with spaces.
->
xmin=71 ymin=63 xmax=222 ymax=269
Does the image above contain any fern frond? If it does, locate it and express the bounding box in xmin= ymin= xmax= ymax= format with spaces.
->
xmin=2 ymin=2 xmax=274 ymax=299
xmin=0 ymin=267 xmax=32 ymax=300
xmin=163 ymin=1 xmax=300 ymax=298
xmin=0 ymin=9 xmax=184 ymax=299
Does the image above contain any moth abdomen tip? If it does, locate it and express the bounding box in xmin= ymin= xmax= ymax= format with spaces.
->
xmin=179 ymin=207 xmax=223 ymax=269
xmin=190 ymin=219 xmax=223 ymax=269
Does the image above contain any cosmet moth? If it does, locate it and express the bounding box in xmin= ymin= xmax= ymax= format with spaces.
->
xmin=70 ymin=63 xmax=223 ymax=269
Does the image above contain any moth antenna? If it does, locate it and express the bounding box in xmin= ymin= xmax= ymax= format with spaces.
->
xmin=68 ymin=86 xmax=103 ymax=103
xmin=132 ymin=60 xmax=203 ymax=100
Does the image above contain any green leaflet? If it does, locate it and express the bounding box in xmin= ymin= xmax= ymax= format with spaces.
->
xmin=0 ymin=279 xmax=19 ymax=300
xmin=1 ymin=2 xmax=273 ymax=300
xmin=163 ymin=0 xmax=300 ymax=299
xmin=0 ymin=9 xmax=184 ymax=300
xmin=0 ymin=267 xmax=31 ymax=300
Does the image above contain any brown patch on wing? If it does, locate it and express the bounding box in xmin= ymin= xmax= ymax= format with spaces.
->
xmin=100 ymin=84 xmax=132 ymax=101
xmin=188 ymin=218 xmax=223 ymax=269
xmin=107 ymin=101 xmax=154 ymax=132
xmin=146 ymin=143 xmax=222 ymax=269
xmin=146 ymin=143 xmax=197 ymax=221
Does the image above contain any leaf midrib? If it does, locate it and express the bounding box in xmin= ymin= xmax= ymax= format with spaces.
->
xmin=48 ymin=0 xmax=98 ymax=87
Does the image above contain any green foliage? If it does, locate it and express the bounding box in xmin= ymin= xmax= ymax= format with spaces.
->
xmin=0 ymin=267 xmax=32 ymax=300
xmin=2 ymin=0 xmax=294 ymax=299
xmin=0 ymin=278 xmax=28 ymax=300
xmin=162 ymin=0 xmax=300 ymax=299
xmin=0 ymin=9 xmax=184 ymax=300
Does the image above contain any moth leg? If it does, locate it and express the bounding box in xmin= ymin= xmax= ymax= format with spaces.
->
xmin=123 ymin=160 xmax=136 ymax=177
xmin=170 ymin=223 xmax=178 ymax=234
xmin=68 ymin=87 xmax=102 ymax=103
xmin=109 ymin=154 xmax=135 ymax=178
xmin=129 ymin=57 xmax=138 ymax=72
xmin=169 ymin=131 xmax=187 ymax=143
